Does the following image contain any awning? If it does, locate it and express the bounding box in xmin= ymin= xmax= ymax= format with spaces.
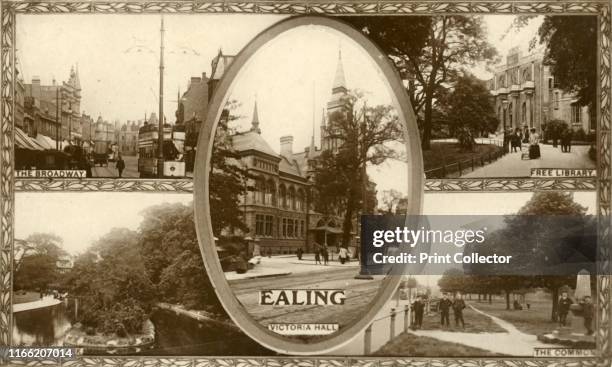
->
xmin=35 ymin=134 xmax=55 ymax=150
xmin=15 ymin=127 xmax=43 ymax=151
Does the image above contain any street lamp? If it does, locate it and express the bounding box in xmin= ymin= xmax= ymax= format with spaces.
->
xmin=502 ymin=99 xmax=509 ymax=153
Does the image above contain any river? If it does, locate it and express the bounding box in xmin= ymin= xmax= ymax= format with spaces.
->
xmin=12 ymin=303 xmax=273 ymax=356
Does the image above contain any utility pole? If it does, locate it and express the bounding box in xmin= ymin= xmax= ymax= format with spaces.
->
xmin=55 ymin=88 xmax=60 ymax=150
xmin=157 ymin=16 xmax=165 ymax=178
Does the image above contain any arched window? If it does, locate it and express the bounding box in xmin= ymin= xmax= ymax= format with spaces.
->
xmin=255 ymin=178 xmax=265 ymax=204
xmin=279 ymin=185 xmax=287 ymax=209
xmin=296 ymin=189 xmax=305 ymax=211
xmin=509 ymin=103 xmax=513 ymax=126
xmin=288 ymin=187 xmax=296 ymax=210
xmin=265 ymin=180 xmax=275 ymax=205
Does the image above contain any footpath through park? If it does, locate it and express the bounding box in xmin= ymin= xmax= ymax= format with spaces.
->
xmin=13 ymin=295 xmax=61 ymax=313
xmin=405 ymin=305 xmax=563 ymax=355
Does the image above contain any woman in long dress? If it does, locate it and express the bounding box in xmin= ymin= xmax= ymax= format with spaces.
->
xmin=528 ymin=128 xmax=541 ymax=159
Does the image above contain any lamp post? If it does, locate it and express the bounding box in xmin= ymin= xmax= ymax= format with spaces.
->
xmin=502 ymin=99 xmax=509 ymax=153
xmin=157 ymin=16 xmax=165 ymax=178
xmin=68 ymin=104 xmax=73 ymax=146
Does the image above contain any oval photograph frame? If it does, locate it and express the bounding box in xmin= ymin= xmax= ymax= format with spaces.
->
xmin=194 ymin=15 xmax=424 ymax=355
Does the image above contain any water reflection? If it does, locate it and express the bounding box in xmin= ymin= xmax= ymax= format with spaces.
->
xmin=13 ymin=301 xmax=72 ymax=346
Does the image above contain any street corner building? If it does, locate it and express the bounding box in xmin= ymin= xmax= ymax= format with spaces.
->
xmin=218 ymin=51 xmax=366 ymax=257
xmin=488 ymin=46 xmax=594 ymax=136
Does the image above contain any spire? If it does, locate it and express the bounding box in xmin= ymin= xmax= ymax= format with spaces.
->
xmin=332 ymin=48 xmax=347 ymax=93
xmin=251 ymin=100 xmax=261 ymax=134
xmin=309 ymin=82 xmax=316 ymax=156
xmin=74 ymin=63 xmax=81 ymax=90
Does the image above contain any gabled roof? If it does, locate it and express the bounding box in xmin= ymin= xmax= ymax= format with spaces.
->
xmin=232 ymin=130 xmax=278 ymax=159
xmin=211 ymin=50 xmax=236 ymax=81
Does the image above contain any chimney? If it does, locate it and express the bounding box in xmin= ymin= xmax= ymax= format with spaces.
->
xmin=280 ymin=135 xmax=294 ymax=156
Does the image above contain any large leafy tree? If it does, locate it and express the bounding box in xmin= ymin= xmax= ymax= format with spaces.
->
xmin=538 ymin=16 xmax=597 ymax=109
xmin=14 ymin=233 xmax=65 ymax=291
xmin=313 ymin=90 xmax=401 ymax=248
xmin=346 ymin=16 xmax=497 ymax=150
xmin=63 ymin=228 xmax=156 ymax=335
xmin=209 ymin=101 xmax=252 ymax=236
xmin=435 ymin=73 xmax=499 ymax=150
xmin=138 ymin=202 xmax=224 ymax=313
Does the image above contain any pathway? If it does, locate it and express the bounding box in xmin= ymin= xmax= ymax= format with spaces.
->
xmin=404 ymin=305 xmax=563 ymax=355
xmin=462 ymin=144 xmax=594 ymax=178
xmin=13 ymin=295 xmax=61 ymax=313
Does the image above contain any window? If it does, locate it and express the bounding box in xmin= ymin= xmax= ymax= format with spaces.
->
xmin=571 ymin=103 xmax=581 ymax=124
xmin=554 ymin=92 xmax=560 ymax=110
xmin=509 ymin=103 xmax=513 ymax=126
xmin=265 ymin=180 xmax=275 ymax=205
xmin=282 ymin=218 xmax=287 ymax=237
xmin=288 ymin=187 xmax=296 ymax=210
xmin=296 ymin=190 xmax=304 ymax=211
xmin=288 ymin=219 xmax=294 ymax=238
xmin=279 ymin=185 xmax=287 ymax=209
xmin=522 ymin=102 xmax=527 ymax=123
xmin=265 ymin=215 xmax=273 ymax=236
xmin=255 ymin=214 xmax=264 ymax=236
xmin=301 ymin=221 xmax=305 ymax=238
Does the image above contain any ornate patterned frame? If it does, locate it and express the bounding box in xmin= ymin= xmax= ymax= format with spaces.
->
xmin=1 ymin=1 xmax=610 ymax=365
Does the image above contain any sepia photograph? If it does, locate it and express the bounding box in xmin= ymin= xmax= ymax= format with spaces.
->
xmin=12 ymin=14 xmax=598 ymax=179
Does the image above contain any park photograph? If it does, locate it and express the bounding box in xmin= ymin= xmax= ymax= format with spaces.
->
xmin=360 ymin=191 xmax=598 ymax=357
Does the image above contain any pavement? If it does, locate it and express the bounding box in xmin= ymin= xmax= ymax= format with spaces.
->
xmin=91 ymin=155 xmax=139 ymax=178
xmin=224 ymin=254 xmax=358 ymax=281
xmin=462 ymin=144 xmax=594 ymax=178
xmin=13 ymin=295 xmax=62 ymax=313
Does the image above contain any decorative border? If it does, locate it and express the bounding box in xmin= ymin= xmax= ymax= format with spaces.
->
xmin=0 ymin=1 xmax=609 ymax=364
xmin=12 ymin=177 xmax=598 ymax=192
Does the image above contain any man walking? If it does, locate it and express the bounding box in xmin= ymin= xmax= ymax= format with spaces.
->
xmin=116 ymin=153 xmax=126 ymax=178
xmin=453 ymin=293 xmax=466 ymax=328
xmin=412 ymin=295 xmax=425 ymax=329
xmin=439 ymin=293 xmax=452 ymax=327
xmin=558 ymin=291 xmax=573 ymax=326
xmin=583 ymin=296 xmax=594 ymax=335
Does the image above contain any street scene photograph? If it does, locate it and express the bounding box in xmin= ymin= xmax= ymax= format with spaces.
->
xmin=207 ymin=23 xmax=409 ymax=342
xmin=13 ymin=14 xmax=597 ymax=179
xmin=344 ymin=191 xmax=597 ymax=357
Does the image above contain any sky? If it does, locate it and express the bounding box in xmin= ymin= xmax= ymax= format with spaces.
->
xmin=15 ymin=192 xmax=192 ymax=255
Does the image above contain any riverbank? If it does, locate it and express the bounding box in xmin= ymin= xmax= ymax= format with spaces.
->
xmin=63 ymin=319 xmax=155 ymax=355
xmin=13 ymin=295 xmax=61 ymax=313
xmin=155 ymin=302 xmax=238 ymax=332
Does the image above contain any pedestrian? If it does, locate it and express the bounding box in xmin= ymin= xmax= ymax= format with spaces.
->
xmin=412 ymin=295 xmax=425 ymax=329
xmin=439 ymin=293 xmax=452 ymax=327
xmin=116 ymin=153 xmax=126 ymax=178
xmin=339 ymin=247 xmax=348 ymax=264
xmin=452 ymin=293 xmax=466 ymax=328
xmin=297 ymin=247 xmax=303 ymax=261
xmin=582 ymin=296 xmax=594 ymax=335
xmin=528 ymin=128 xmax=540 ymax=159
xmin=315 ymin=247 xmax=322 ymax=265
xmin=558 ymin=291 xmax=573 ymax=326
xmin=322 ymin=246 xmax=329 ymax=265
xmin=565 ymin=128 xmax=573 ymax=153
xmin=511 ymin=129 xmax=521 ymax=153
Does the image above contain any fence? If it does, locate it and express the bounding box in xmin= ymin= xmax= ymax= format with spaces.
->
xmin=425 ymin=139 xmax=505 ymax=179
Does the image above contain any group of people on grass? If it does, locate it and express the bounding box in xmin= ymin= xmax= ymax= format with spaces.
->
xmin=411 ymin=293 xmax=467 ymax=330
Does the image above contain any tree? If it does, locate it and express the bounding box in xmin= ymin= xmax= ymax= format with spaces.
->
xmin=538 ymin=16 xmax=597 ymax=110
xmin=14 ymin=233 xmax=65 ymax=291
xmin=138 ymin=202 xmax=224 ymax=314
xmin=313 ymin=90 xmax=402 ymax=248
xmin=464 ymin=192 xmax=593 ymax=317
xmin=346 ymin=16 xmax=497 ymax=150
xmin=379 ymin=189 xmax=404 ymax=214
xmin=210 ymin=101 xmax=252 ymax=236
xmin=435 ymin=73 xmax=499 ymax=150
xmin=63 ymin=228 xmax=156 ymax=335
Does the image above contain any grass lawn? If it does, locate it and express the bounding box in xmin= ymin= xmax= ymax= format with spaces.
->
xmin=472 ymin=298 xmax=556 ymax=336
xmin=423 ymin=142 xmax=501 ymax=178
xmin=418 ymin=305 xmax=506 ymax=333
xmin=375 ymin=331 xmax=500 ymax=357
xmin=13 ymin=291 xmax=40 ymax=304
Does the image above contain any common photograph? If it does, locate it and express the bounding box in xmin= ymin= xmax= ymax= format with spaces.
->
xmin=13 ymin=14 xmax=598 ymax=179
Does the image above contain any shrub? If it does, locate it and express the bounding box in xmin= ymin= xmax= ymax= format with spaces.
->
xmin=574 ymin=128 xmax=587 ymax=142
xmin=589 ymin=145 xmax=596 ymax=161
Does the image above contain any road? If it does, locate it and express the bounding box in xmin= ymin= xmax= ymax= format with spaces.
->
xmin=229 ymin=266 xmax=384 ymax=331
xmin=91 ymin=155 xmax=139 ymax=178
